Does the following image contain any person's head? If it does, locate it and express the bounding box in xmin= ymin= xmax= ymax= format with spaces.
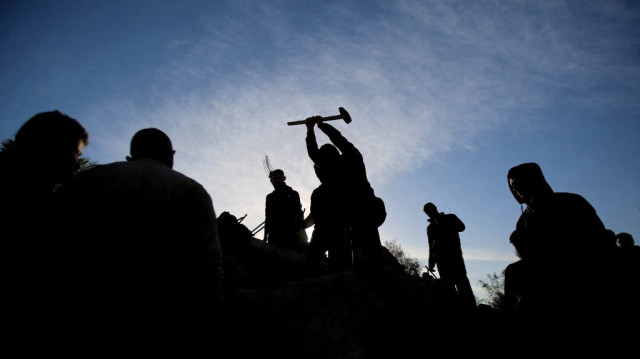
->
xmin=314 ymin=143 xmax=338 ymax=165
xmin=319 ymin=144 xmax=340 ymax=162
xmin=507 ymin=162 xmax=553 ymax=206
xmin=13 ymin=110 xmax=89 ymax=185
xmin=312 ymin=143 xmax=340 ymax=177
xmin=127 ymin=128 xmax=175 ymax=168
xmin=269 ymin=169 xmax=286 ymax=188
xmin=423 ymin=202 xmax=438 ymax=218
xmin=616 ymin=232 xmax=635 ymax=248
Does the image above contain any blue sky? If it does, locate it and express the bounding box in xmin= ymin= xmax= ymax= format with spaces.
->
xmin=2 ymin=0 xmax=639 ymax=301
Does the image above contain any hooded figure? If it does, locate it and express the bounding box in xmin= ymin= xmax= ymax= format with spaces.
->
xmin=507 ymin=162 xmax=611 ymax=263
xmin=504 ymin=162 xmax=620 ymax=347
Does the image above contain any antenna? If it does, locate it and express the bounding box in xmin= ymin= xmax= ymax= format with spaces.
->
xmin=262 ymin=155 xmax=274 ymax=177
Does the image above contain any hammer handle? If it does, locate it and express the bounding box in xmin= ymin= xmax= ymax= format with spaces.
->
xmin=287 ymin=115 xmax=343 ymax=126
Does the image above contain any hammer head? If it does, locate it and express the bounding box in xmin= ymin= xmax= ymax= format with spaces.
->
xmin=339 ymin=107 xmax=352 ymax=124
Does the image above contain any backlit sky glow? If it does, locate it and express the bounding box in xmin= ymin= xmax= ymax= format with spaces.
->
xmin=2 ymin=0 xmax=639 ymax=301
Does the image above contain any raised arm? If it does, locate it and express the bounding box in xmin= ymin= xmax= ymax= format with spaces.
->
xmin=306 ymin=123 xmax=320 ymax=164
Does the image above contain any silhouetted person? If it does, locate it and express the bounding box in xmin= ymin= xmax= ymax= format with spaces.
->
xmin=304 ymin=117 xmax=386 ymax=272
xmin=307 ymin=164 xmax=352 ymax=272
xmin=217 ymin=211 xmax=254 ymax=293
xmin=0 ymin=110 xmax=89 ymax=343
xmin=424 ymin=202 xmax=476 ymax=314
xmin=616 ymin=232 xmax=640 ymax=317
xmin=504 ymin=162 xmax=618 ymax=347
xmin=616 ymin=232 xmax=640 ymax=273
xmin=264 ymin=168 xmax=305 ymax=251
xmin=61 ymin=128 xmax=222 ymax=346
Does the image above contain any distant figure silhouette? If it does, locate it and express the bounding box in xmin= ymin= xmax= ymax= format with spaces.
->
xmin=616 ymin=232 xmax=640 ymax=314
xmin=423 ymin=202 xmax=476 ymax=314
xmin=616 ymin=232 xmax=640 ymax=273
xmin=304 ymin=116 xmax=386 ymax=271
xmin=307 ymin=164 xmax=352 ymax=272
xmin=0 ymin=110 xmax=89 ymax=342
xmin=264 ymin=168 xmax=306 ymax=251
xmin=504 ymin=162 xmax=618 ymax=346
xmin=217 ymin=211 xmax=254 ymax=292
xmin=61 ymin=128 xmax=222 ymax=345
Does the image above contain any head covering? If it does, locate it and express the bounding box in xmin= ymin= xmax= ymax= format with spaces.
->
xmin=507 ymin=162 xmax=553 ymax=205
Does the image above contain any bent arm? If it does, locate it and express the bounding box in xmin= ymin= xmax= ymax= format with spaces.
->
xmin=448 ymin=214 xmax=465 ymax=232
xmin=427 ymin=231 xmax=436 ymax=270
xmin=264 ymin=196 xmax=272 ymax=242
xmin=291 ymin=190 xmax=305 ymax=230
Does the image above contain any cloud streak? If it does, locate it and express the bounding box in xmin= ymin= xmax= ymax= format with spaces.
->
xmin=73 ymin=0 xmax=639 ymax=246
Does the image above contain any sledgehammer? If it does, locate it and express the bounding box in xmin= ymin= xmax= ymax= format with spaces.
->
xmin=287 ymin=107 xmax=352 ymax=126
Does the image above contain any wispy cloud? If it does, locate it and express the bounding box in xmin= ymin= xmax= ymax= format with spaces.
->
xmin=78 ymin=0 xmax=640 ymax=234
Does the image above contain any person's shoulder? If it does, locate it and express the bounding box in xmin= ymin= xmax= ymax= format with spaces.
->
xmin=552 ymin=192 xmax=596 ymax=211
xmin=169 ymin=167 xmax=207 ymax=188
xmin=553 ymin=191 xmax=588 ymax=202
xmin=134 ymin=161 xmax=208 ymax=194
xmin=74 ymin=161 xmax=128 ymax=178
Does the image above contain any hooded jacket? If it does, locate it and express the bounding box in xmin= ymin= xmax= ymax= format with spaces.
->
xmin=507 ymin=162 xmax=610 ymax=265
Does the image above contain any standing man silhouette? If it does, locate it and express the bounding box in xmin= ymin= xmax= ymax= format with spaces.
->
xmin=264 ymin=168 xmax=305 ymax=251
xmin=304 ymin=116 xmax=386 ymax=272
xmin=424 ymin=202 xmax=476 ymax=314
xmin=307 ymin=164 xmax=351 ymax=272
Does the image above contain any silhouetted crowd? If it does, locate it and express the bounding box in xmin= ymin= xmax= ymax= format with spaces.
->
xmin=1 ymin=110 xmax=637 ymax=353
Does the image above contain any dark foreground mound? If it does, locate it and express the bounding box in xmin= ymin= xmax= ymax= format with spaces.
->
xmin=218 ymin=231 xmax=496 ymax=358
